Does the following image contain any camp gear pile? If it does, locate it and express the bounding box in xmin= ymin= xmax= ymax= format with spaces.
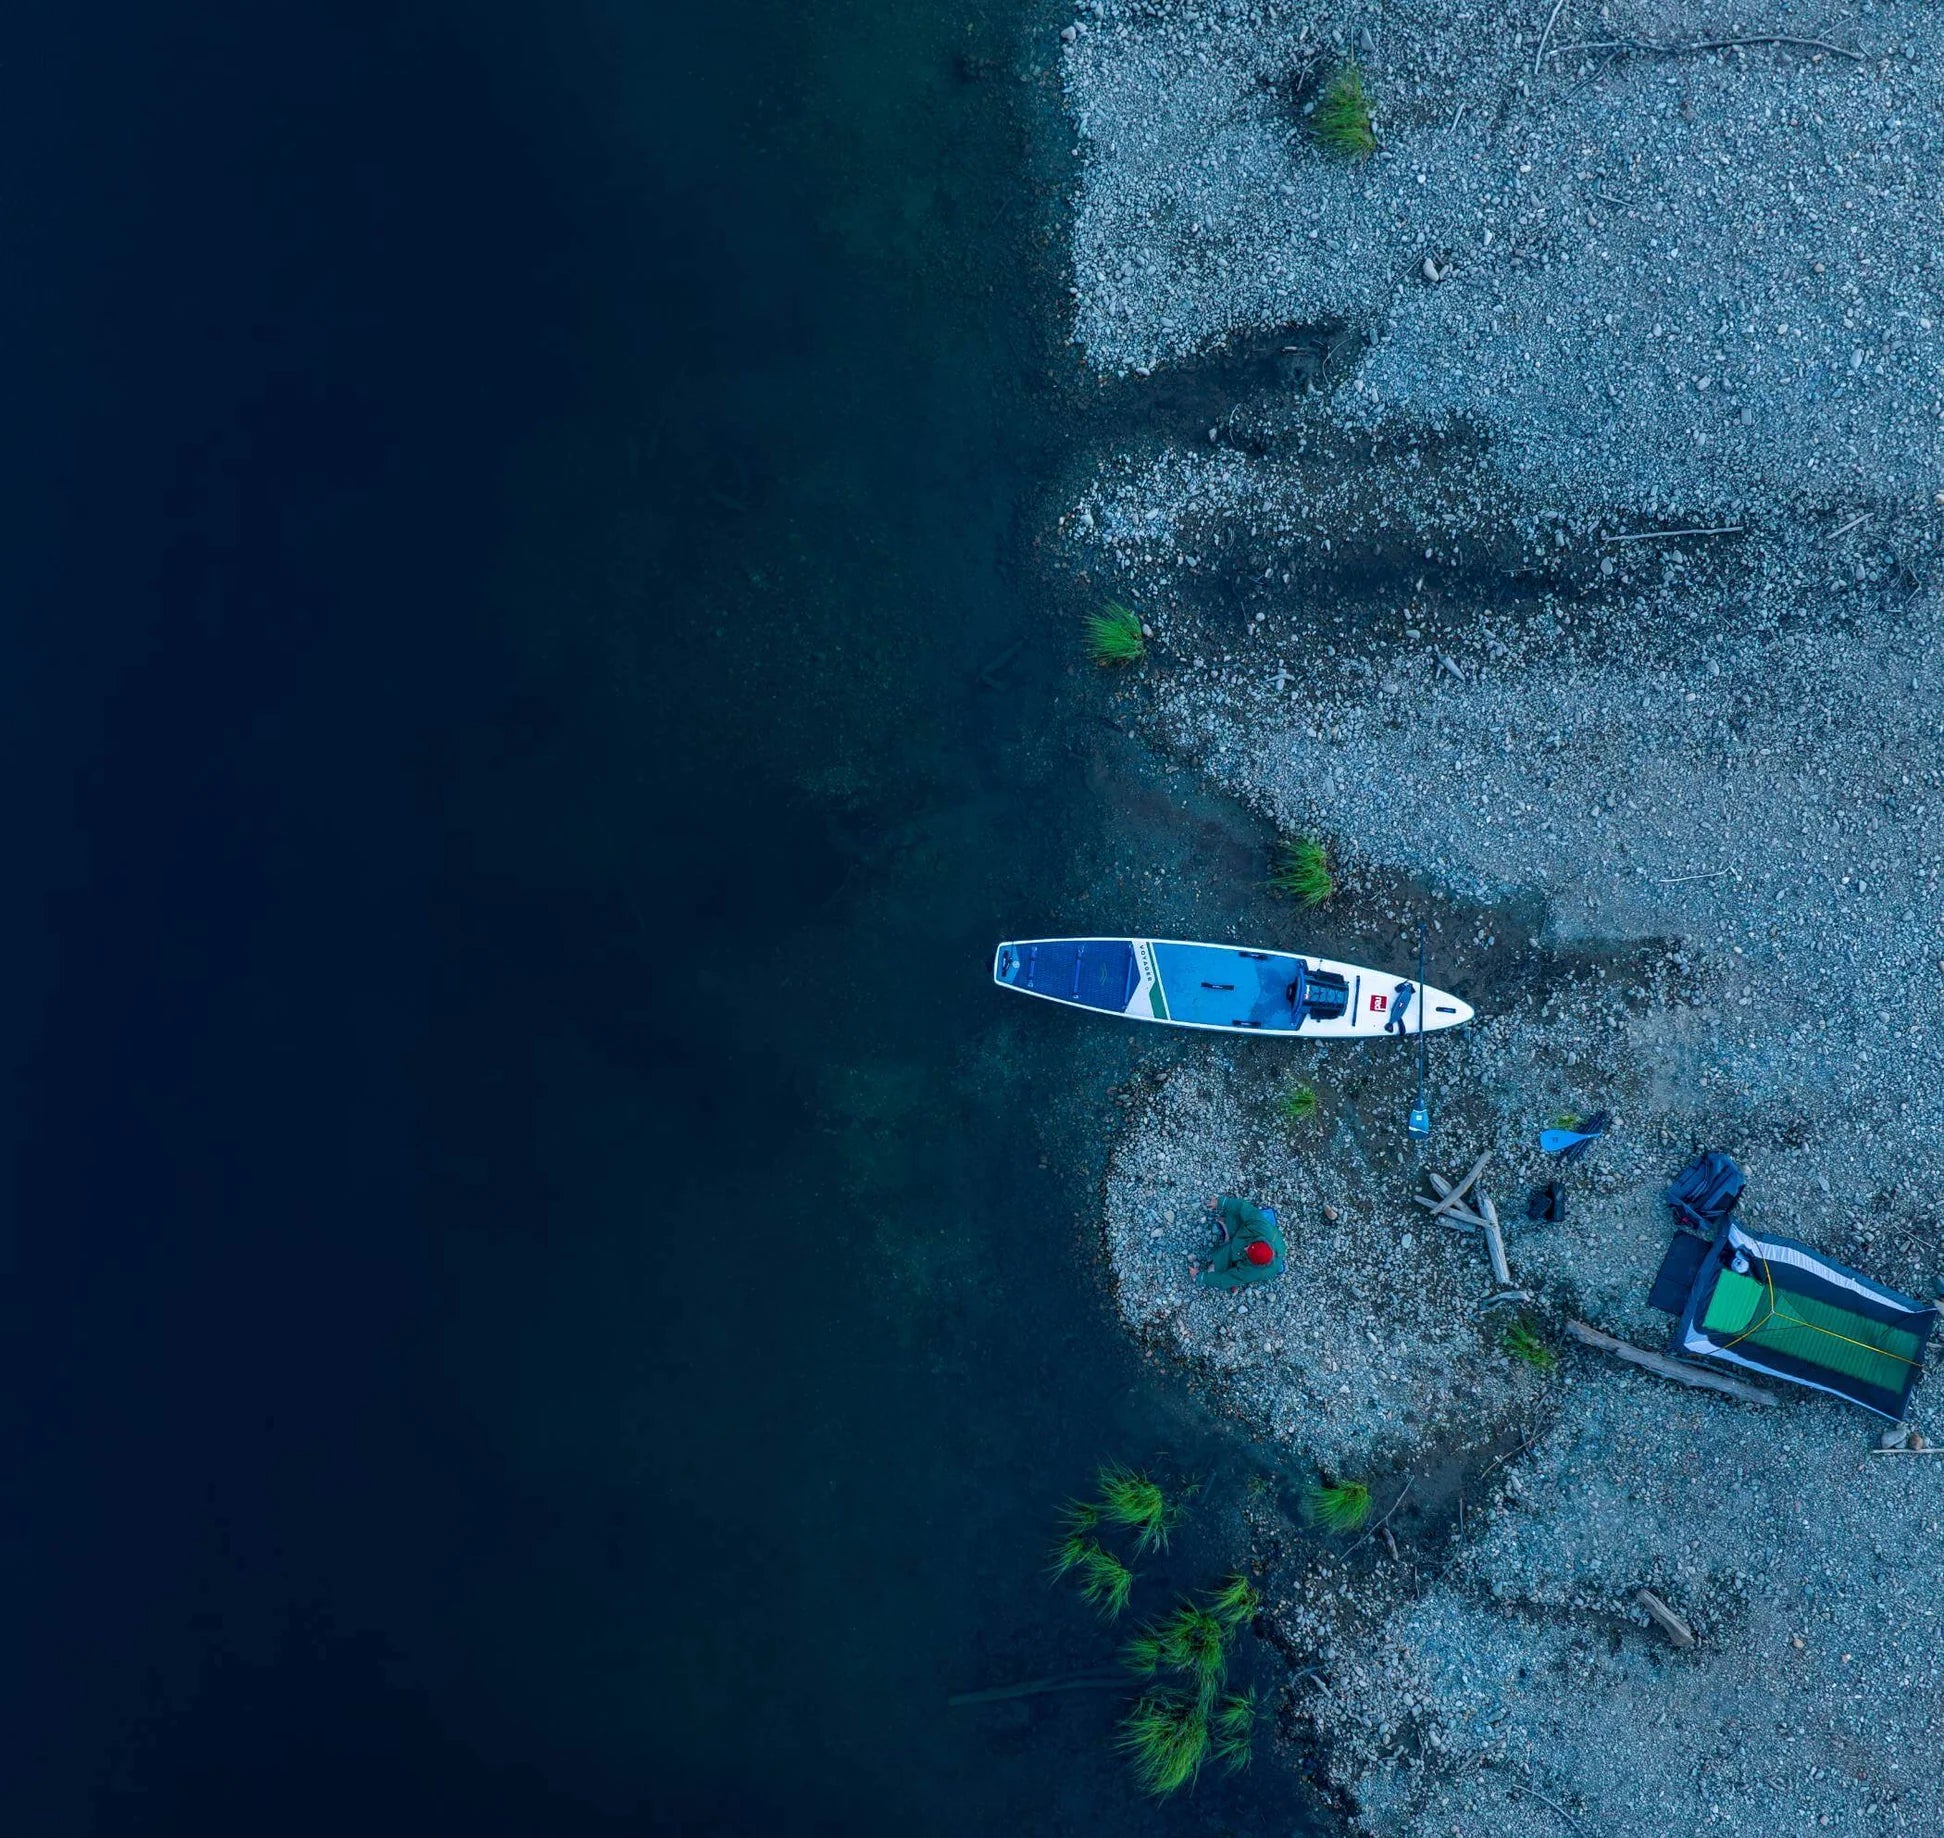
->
xmin=1650 ymin=1153 xmax=1936 ymax=1420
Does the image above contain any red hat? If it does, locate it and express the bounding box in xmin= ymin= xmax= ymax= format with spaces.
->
xmin=1245 ymin=1240 xmax=1275 ymax=1267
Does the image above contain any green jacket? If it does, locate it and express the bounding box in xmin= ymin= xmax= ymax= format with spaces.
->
xmin=1196 ymin=1196 xmax=1287 ymax=1289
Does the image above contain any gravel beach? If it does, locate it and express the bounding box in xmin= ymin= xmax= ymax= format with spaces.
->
xmin=1054 ymin=2 xmax=1944 ymax=1829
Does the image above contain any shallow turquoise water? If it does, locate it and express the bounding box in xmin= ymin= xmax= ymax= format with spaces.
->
xmin=533 ymin=3 xmax=1323 ymax=1828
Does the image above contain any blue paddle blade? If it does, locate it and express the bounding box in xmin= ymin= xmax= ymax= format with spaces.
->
xmin=1541 ymin=1112 xmax=1611 ymax=1158
xmin=1407 ymin=1105 xmax=1431 ymax=1139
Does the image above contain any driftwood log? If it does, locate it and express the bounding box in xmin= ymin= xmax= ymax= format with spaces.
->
xmin=1420 ymin=1169 xmax=1493 ymax=1229
xmin=1477 ymin=1288 xmax=1533 ymax=1311
xmin=1634 ymin=1587 xmax=1696 ymax=1649
xmin=1478 ymin=1192 xmax=1513 ymax=1288
xmin=1565 ymin=1318 xmax=1777 ymax=1407
xmin=1412 ymin=1190 xmax=1481 ymax=1232
xmin=1419 ymin=1165 xmax=1516 ymax=1288
xmin=1426 ymin=1153 xmax=1490 ymax=1221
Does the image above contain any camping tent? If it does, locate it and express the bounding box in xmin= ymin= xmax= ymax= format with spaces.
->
xmin=1660 ymin=1219 xmax=1936 ymax=1422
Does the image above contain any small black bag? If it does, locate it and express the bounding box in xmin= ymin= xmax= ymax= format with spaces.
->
xmin=1526 ymin=1182 xmax=1566 ymax=1223
xmin=1663 ymin=1150 xmax=1744 ymax=1235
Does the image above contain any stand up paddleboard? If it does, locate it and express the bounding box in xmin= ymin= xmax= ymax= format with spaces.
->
xmin=991 ymin=937 xmax=1473 ymax=1038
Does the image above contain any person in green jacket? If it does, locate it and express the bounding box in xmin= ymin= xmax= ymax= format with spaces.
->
xmin=1189 ymin=1193 xmax=1287 ymax=1289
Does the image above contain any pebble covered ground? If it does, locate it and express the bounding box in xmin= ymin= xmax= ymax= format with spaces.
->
xmin=1287 ymin=1381 xmax=1944 ymax=1836
xmin=1054 ymin=1 xmax=1944 ymax=1831
xmin=1067 ymin=0 xmax=1944 ymax=510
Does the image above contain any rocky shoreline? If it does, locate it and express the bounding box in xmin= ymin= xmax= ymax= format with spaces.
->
xmin=1049 ymin=3 xmax=1944 ymax=1831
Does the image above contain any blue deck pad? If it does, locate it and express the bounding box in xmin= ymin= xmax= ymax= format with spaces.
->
xmin=1150 ymin=942 xmax=1300 ymax=1030
xmin=1004 ymin=939 xmax=1138 ymax=1013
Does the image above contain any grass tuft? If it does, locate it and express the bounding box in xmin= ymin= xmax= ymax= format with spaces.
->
xmin=1502 ymin=1317 xmax=1560 ymax=1373
xmin=1077 ymin=1542 xmax=1137 ymax=1620
xmin=1048 ymin=1530 xmax=1097 ymax=1581
xmin=1121 ymin=1624 xmax=1168 ymax=1676
xmin=1277 ymin=1081 xmax=1319 ymax=1124
xmin=1057 ymin=1496 xmax=1101 ymax=1535
xmin=1206 ymin=1573 xmax=1261 ymax=1629
xmin=1086 ymin=601 xmax=1146 ymax=666
xmin=1270 ymin=835 xmax=1334 ymax=904
xmin=1302 ymin=1478 xmax=1372 ymax=1534
xmin=1311 ymin=61 xmax=1375 ymax=158
xmin=1119 ymin=1691 xmax=1210 ymax=1796
xmin=1095 ymin=1461 xmax=1177 ymax=1556
xmin=1155 ymin=1601 xmax=1230 ymax=1703
xmin=1551 ymin=1110 xmax=1583 ymax=1132
xmin=1213 ymin=1688 xmax=1257 ymax=1771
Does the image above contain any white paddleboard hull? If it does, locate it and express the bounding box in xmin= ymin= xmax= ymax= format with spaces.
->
xmin=991 ymin=936 xmax=1473 ymax=1038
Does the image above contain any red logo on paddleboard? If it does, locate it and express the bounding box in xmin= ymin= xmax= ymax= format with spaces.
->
xmin=1370 ymin=993 xmax=1388 ymax=1011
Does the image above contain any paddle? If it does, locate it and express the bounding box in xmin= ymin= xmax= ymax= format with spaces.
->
xmin=1539 ymin=1110 xmax=1610 ymax=1160
xmin=1406 ymin=922 xmax=1430 ymax=1143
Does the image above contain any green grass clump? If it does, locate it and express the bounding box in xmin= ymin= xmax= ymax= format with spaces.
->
xmin=1502 ymin=1317 xmax=1560 ymax=1373
xmin=1302 ymin=1478 xmax=1372 ymax=1534
xmin=1551 ymin=1109 xmax=1583 ymax=1132
xmin=1311 ymin=61 xmax=1375 ymax=158
xmin=1206 ymin=1573 xmax=1261 ymax=1630
xmin=1156 ymin=1601 xmax=1230 ymax=1704
xmin=1095 ymin=1461 xmax=1178 ymax=1556
xmin=1270 ymin=835 xmax=1334 ymax=904
xmin=1048 ymin=1529 xmax=1098 ymax=1581
xmin=1057 ymin=1496 xmax=1101 ymax=1535
xmin=1077 ymin=1542 xmax=1137 ymax=1620
xmin=1130 ymin=1583 xmax=1255 ymax=1689
xmin=1277 ymin=1081 xmax=1319 ymax=1124
xmin=1121 ymin=1623 xmax=1168 ymax=1676
xmin=1119 ymin=1691 xmax=1210 ymax=1796
xmin=1086 ymin=601 xmax=1146 ymax=666
xmin=1213 ymin=1687 xmax=1257 ymax=1772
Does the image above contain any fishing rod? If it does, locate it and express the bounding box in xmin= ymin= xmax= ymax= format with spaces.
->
xmin=1407 ymin=920 xmax=1431 ymax=1145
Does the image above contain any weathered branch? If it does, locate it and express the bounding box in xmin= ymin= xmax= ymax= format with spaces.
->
xmin=1479 ymin=1192 xmax=1513 ymax=1288
xmin=1426 ymin=1154 xmax=1490 ymax=1220
xmin=1634 ymin=1587 xmax=1696 ymax=1648
xmin=1532 ymin=0 xmax=1571 ymax=77
xmin=1347 ymin=1478 xmax=1414 ymax=1553
xmin=1502 ymin=1779 xmax=1588 ymax=1837
xmin=1411 ymin=1192 xmax=1481 ymax=1232
xmin=1546 ymin=34 xmax=1867 ymax=65
xmin=1564 ymin=1318 xmax=1778 ymax=1406
xmin=1601 ymin=525 xmax=1746 ymax=544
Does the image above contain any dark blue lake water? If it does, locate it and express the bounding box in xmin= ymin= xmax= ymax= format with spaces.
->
xmin=7 ymin=4 xmax=1317 ymax=1832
